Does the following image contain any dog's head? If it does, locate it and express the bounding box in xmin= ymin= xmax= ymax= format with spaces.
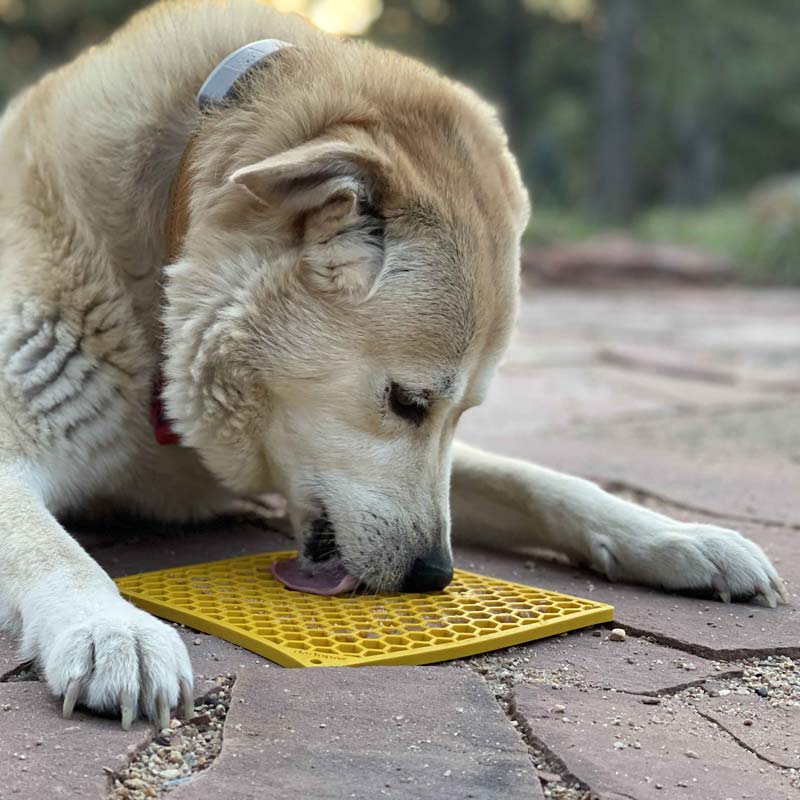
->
xmin=163 ymin=45 xmax=529 ymax=592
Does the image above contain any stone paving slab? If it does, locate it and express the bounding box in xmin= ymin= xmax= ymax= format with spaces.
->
xmin=0 ymin=681 xmax=150 ymax=799
xmin=524 ymin=628 xmax=742 ymax=695
xmin=596 ymin=342 xmax=800 ymax=391
xmin=172 ymin=666 xmax=541 ymax=800
xmin=512 ymin=683 xmax=796 ymax=800
xmin=457 ymin=363 xmax=771 ymax=443
xmin=461 ymin=399 xmax=800 ymax=528
xmin=461 ymin=286 xmax=800 ymax=529
xmin=699 ymin=694 xmax=800 ymax=769
xmin=513 ymin=287 xmax=800 ymax=385
xmin=3 ymin=286 xmax=791 ymax=799
xmin=177 ymin=630 xmax=275 ymax=696
xmin=0 ymin=631 xmax=272 ymax=799
xmin=535 ymin=404 xmax=800 ymax=528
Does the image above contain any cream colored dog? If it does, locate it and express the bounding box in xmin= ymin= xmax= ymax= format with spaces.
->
xmin=0 ymin=0 xmax=786 ymax=728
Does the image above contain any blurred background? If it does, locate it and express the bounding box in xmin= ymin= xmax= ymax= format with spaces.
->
xmin=2 ymin=0 xmax=800 ymax=284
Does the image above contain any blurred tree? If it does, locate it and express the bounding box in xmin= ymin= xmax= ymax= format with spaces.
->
xmin=372 ymin=0 xmax=594 ymax=206
xmin=3 ymin=0 xmax=800 ymax=224
xmin=0 ymin=0 xmax=149 ymax=102
xmin=591 ymin=0 xmax=637 ymax=222
xmin=638 ymin=0 xmax=800 ymax=208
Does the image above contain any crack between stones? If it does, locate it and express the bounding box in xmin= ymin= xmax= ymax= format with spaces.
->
xmin=612 ymin=623 xmax=800 ymax=662
xmin=696 ymin=709 xmax=795 ymax=771
xmin=597 ymin=478 xmax=800 ymax=531
xmin=622 ymin=669 xmax=744 ymax=698
xmin=0 ymin=661 xmax=38 ymax=683
xmin=527 ymin=627 xmax=749 ymax=697
xmin=106 ymin=674 xmax=235 ymax=799
xmin=469 ymin=663 xmax=598 ymax=800
xmin=505 ymin=687 xmax=632 ymax=800
xmin=595 ymin=347 xmax=800 ymax=394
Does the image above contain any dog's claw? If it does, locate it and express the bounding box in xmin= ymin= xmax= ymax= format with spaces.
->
xmin=157 ymin=691 xmax=170 ymax=731
xmin=62 ymin=679 xmax=82 ymax=719
xmin=180 ymin=678 xmax=194 ymax=720
xmin=772 ymin=575 xmax=790 ymax=604
xmin=712 ymin=574 xmax=732 ymax=604
xmin=120 ymin=691 xmax=135 ymax=731
xmin=754 ymin=583 xmax=778 ymax=608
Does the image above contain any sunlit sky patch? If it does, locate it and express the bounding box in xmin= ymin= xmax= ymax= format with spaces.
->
xmin=268 ymin=0 xmax=383 ymax=35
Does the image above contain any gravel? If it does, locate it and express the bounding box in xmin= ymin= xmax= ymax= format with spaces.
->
xmin=107 ymin=676 xmax=233 ymax=799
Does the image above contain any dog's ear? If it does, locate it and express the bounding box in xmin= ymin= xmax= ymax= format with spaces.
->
xmin=230 ymin=140 xmax=389 ymax=300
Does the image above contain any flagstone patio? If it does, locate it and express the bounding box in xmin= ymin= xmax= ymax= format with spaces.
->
xmin=1 ymin=286 xmax=798 ymax=800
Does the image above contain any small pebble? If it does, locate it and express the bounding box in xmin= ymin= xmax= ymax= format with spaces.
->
xmin=685 ymin=749 xmax=699 ymax=759
xmin=159 ymin=768 xmax=181 ymax=780
xmin=743 ymin=719 xmax=754 ymax=727
xmin=609 ymin=628 xmax=627 ymax=642
xmin=754 ymin=686 xmax=769 ymax=698
xmin=538 ymin=771 xmax=562 ymax=783
xmin=641 ymin=697 xmax=661 ymax=705
xmin=156 ymin=730 xmax=171 ymax=746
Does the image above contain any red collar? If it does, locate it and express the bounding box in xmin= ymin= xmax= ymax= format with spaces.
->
xmin=150 ymin=130 xmax=198 ymax=446
xmin=150 ymin=373 xmax=180 ymax=445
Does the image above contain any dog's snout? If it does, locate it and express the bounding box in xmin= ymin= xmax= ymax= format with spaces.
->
xmin=400 ymin=548 xmax=454 ymax=593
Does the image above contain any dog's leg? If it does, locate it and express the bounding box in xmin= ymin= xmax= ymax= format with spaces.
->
xmin=0 ymin=457 xmax=193 ymax=728
xmin=450 ymin=441 xmax=787 ymax=606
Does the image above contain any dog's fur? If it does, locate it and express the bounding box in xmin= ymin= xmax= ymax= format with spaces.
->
xmin=0 ymin=0 xmax=786 ymax=727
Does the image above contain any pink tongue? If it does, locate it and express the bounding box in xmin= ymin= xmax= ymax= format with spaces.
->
xmin=272 ymin=557 xmax=359 ymax=596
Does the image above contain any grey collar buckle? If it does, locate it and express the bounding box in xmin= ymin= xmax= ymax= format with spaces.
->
xmin=197 ymin=39 xmax=294 ymax=110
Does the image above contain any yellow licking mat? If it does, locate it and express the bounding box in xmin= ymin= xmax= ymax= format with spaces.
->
xmin=115 ymin=551 xmax=614 ymax=667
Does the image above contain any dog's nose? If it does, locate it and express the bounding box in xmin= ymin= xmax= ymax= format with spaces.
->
xmin=401 ymin=549 xmax=454 ymax=592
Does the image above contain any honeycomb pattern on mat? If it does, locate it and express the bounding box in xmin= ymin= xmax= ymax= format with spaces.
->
xmin=115 ymin=551 xmax=614 ymax=667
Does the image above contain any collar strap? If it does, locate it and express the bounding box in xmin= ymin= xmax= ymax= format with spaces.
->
xmin=153 ymin=39 xmax=294 ymax=445
xmin=165 ymin=39 xmax=294 ymax=263
xmin=197 ymin=39 xmax=293 ymax=109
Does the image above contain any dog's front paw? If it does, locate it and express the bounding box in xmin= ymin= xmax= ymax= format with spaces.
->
xmin=25 ymin=593 xmax=193 ymax=729
xmin=589 ymin=522 xmax=789 ymax=607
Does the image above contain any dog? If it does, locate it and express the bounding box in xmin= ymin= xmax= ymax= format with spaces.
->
xmin=0 ymin=0 xmax=786 ymax=729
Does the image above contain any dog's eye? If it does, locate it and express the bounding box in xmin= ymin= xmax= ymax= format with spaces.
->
xmin=388 ymin=382 xmax=428 ymax=426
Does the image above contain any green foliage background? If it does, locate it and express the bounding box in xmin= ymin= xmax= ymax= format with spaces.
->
xmin=2 ymin=0 xmax=800 ymax=281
